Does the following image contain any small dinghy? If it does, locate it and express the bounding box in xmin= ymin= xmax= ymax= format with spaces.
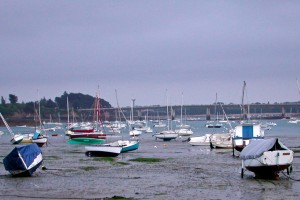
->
xmin=3 ymin=143 xmax=43 ymax=177
xmin=240 ymin=138 xmax=294 ymax=179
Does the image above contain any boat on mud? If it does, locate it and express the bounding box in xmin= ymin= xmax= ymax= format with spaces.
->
xmin=3 ymin=143 xmax=43 ymax=176
xmin=240 ymin=138 xmax=294 ymax=179
xmin=85 ymin=145 xmax=122 ymax=157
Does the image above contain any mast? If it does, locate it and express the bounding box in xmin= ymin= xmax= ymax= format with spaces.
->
xmin=180 ymin=92 xmax=183 ymax=126
xmin=0 ymin=113 xmax=14 ymax=137
xmin=166 ymin=89 xmax=169 ymax=131
xmin=241 ymin=81 xmax=247 ymax=120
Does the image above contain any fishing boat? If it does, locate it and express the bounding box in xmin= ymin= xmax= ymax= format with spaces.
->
xmin=0 ymin=112 xmax=24 ymax=144
xmin=85 ymin=145 xmax=122 ymax=157
xmin=233 ymin=122 xmax=264 ymax=152
xmin=240 ymin=138 xmax=294 ymax=179
xmin=3 ymin=143 xmax=43 ymax=176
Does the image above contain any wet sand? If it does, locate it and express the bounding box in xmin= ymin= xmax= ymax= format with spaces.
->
xmin=0 ymin=121 xmax=300 ymax=199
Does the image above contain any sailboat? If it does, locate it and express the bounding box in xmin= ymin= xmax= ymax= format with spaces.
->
xmin=85 ymin=90 xmax=139 ymax=156
xmin=205 ymin=93 xmax=222 ymax=128
xmin=0 ymin=112 xmax=24 ymax=144
xmin=129 ymin=98 xmax=142 ymax=136
xmin=175 ymin=92 xmax=193 ymax=136
xmin=21 ymin=98 xmax=48 ymax=147
xmin=232 ymin=81 xmax=264 ymax=152
xmin=153 ymin=90 xmax=178 ymax=141
xmin=68 ymin=92 xmax=106 ymax=145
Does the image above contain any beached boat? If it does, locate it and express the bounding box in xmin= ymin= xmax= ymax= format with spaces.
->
xmin=175 ymin=128 xmax=193 ymax=136
xmin=129 ymin=128 xmax=142 ymax=136
xmin=22 ymin=131 xmax=48 ymax=147
xmin=105 ymin=140 xmax=139 ymax=152
xmin=153 ymin=90 xmax=178 ymax=141
xmin=85 ymin=145 xmax=122 ymax=157
xmin=3 ymin=143 xmax=43 ymax=176
xmin=211 ymin=133 xmax=233 ymax=149
xmin=68 ymin=129 xmax=106 ymax=145
xmin=188 ymin=134 xmax=212 ymax=146
xmin=240 ymin=138 xmax=294 ymax=179
xmin=153 ymin=130 xmax=178 ymax=141
xmin=0 ymin=112 xmax=24 ymax=144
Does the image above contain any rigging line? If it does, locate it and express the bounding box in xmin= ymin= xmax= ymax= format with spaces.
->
xmin=281 ymin=170 xmax=300 ymax=181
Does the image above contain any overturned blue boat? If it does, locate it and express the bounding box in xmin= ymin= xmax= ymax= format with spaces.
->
xmin=3 ymin=143 xmax=43 ymax=177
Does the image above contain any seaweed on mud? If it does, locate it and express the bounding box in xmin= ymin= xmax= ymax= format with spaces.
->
xmin=79 ymin=166 xmax=98 ymax=171
xmin=44 ymin=156 xmax=62 ymax=160
xmin=93 ymin=157 xmax=115 ymax=162
xmin=129 ymin=157 xmax=164 ymax=163
xmin=65 ymin=150 xmax=83 ymax=154
xmin=103 ymin=196 xmax=134 ymax=200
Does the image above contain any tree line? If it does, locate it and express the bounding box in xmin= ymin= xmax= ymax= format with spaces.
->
xmin=0 ymin=92 xmax=112 ymax=118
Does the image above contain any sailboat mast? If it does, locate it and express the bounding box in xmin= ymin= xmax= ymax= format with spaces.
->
xmin=180 ymin=92 xmax=183 ymax=126
xmin=166 ymin=89 xmax=169 ymax=131
xmin=241 ymin=81 xmax=247 ymax=120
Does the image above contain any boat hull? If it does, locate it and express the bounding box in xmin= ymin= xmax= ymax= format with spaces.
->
xmin=243 ymin=149 xmax=294 ymax=179
xmin=11 ymin=134 xmax=24 ymax=144
xmin=85 ymin=146 xmax=122 ymax=157
xmin=68 ymin=138 xmax=105 ymax=145
xmin=153 ymin=131 xmax=178 ymax=141
xmin=69 ymin=133 xmax=106 ymax=140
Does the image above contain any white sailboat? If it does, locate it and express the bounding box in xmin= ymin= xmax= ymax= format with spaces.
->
xmin=175 ymin=92 xmax=193 ymax=136
xmin=153 ymin=90 xmax=178 ymax=141
xmin=0 ymin=112 xmax=24 ymax=144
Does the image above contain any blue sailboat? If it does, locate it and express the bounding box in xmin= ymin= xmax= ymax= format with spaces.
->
xmin=3 ymin=143 xmax=43 ymax=176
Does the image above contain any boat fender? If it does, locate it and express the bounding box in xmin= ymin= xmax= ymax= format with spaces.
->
xmin=42 ymin=165 xmax=47 ymax=170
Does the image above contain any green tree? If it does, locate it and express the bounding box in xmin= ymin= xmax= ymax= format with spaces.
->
xmin=9 ymin=94 xmax=18 ymax=104
xmin=1 ymin=96 xmax=5 ymax=104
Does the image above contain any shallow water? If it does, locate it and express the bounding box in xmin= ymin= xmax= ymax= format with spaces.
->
xmin=0 ymin=120 xmax=300 ymax=199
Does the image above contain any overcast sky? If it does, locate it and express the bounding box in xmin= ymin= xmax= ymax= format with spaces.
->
xmin=1 ymin=1 xmax=300 ymax=107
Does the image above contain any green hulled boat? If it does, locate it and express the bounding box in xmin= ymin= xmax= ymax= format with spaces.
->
xmin=68 ymin=138 xmax=105 ymax=145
